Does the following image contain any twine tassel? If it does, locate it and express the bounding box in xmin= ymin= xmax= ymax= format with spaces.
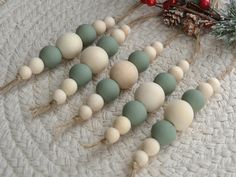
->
xmin=82 ymin=138 xmax=106 ymax=148
xmin=130 ymin=162 xmax=139 ymax=177
xmin=31 ymin=100 xmax=56 ymax=117
xmin=0 ymin=75 xmax=22 ymax=95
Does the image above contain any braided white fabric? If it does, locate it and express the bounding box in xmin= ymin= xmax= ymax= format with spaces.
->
xmin=0 ymin=0 xmax=235 ymax=177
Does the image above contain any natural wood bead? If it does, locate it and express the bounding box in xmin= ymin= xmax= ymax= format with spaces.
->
xmin=120 ymin=24 xmax=131 ymax=36
xmin=86 ymin=93 xmax=104 ymax=112
xmin=151 ymin=41 xmax=163 ymax=55
xmin=168 ymin=66 xmax=184 ymax=82
xmin=133 ymin=150 xmax=149 ymax=167
xmin=104 ymin=16 xmax=116 ymax=29
xmin=111 ymin=28 xmax=126 ymax=44
xmin=113 ymin=116 xmax=131 ymax=135
xmin=177 ymin=59 xmax=190 ymax=73
xmin=53 ymin=89 xmax=67 ymax=105
xmin=197 ymin=82 xmax=213 ymax=100
xmin=61 ymin=78 xmax=78 ymax=96
xmin=144 ymin=46 xmax=157 ymax=63
xmin=104 ymin=127 xmax=120 ymax=144
xmin=29 ymin=57 xmax=44 ymax=74
xmin=208 ymin=77 xmax=220 ymax=92
xmin=79 ymin=105 xmax=93 ymax=120
xmin=19 ymin=65 xmax=32 ymax=80
xmin=141 ymin=138 xmax=160 ymax=156
xmin=93 ymin=20 xmax=107 ymax=35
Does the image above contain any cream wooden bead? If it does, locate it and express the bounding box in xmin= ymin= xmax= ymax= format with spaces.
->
xmin=61 ymin=78 xmax=78 ymax=96
xmin=168 ymin=66 xmax=184 ymax=82
xmin=164 ymin=100 xmax=194 ymax=131
xmin=134 ymin=82 xmax=165 ymax=112
xmin=141 ymin=138 xmax=160 ymax=156
xmin=56 ymin=32 xmax=83 ymax=59
xmin=53 ymin=89 xmax=67 ymax=105
xmin=19 ymin=65 xmax=32 ymax=80
xmin=113 ymin=116 xmax=131 ymax=135
xmin=104 ymin=16 xmax=116 ymax=29
xmin=177 ymin=59 xmax=190 ymax=73
xmin=110 ymin=61 xmax=138 ymax=89
xmin=29 ymin=57 xmax=44 ymax=74
xmin=104 ymin=127 xmax=120 ymax=144
xmin=111 ymin=28 xmax=126 ymax=44
xmin=121 ymin=24 xmax=131 ymax=36
xmin=86 ymin=93 xmax=104 ymax=112
xmin=80 ymin=46 xmax=109 ymax=74
xmin=144 ymin=46 xmax=157 ymax=63
xmin=93 ymin=20 xmax=106 ymax=35
xmin=78 ymin=105 xmax=93 ymax=120
xmin=208 ymin=77 xmax=220 ymax=92
xmin=151 ymin=41 xmax=163 ymax=55
xmin=197 ymin=82 xmax=213 ymax=100
xmin=133 ymin=150 xmax=149 ymax=167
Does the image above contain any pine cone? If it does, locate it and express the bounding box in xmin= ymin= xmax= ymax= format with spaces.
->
xmin=163 ymin=9 xmax=184 ymax=26
xmin=182 ymin=13 xmax=201 ymax=36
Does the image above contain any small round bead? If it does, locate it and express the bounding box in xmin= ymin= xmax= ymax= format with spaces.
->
xmin=128 ymin=50 xmax=149 ymax=73
xmin=111 ymin=28 xmax=126 ymax=44
xmin=113 ymin=116 xmax=131 ymax=135
xmin=78 ymin=105 xmax=93 ymax=120
xmin=141 ymin=138 xmax=160 ymax=156
xmin=144 ymin=46 xmax=157 ymax=63
xmin=29 ymin=57 xmax=44 ymax=74
xmin=133 ymin=150 xmax=149 ymax=167
xmin=168 ymin=66 xmax=184 ymax=82
xmin=97 ymin=36 xmax=119 ymax=57
xmin=120 ymin=24 xmax=131 ymax=36
xmin=177 ymin=60 xmax=190 ymax=73
xmin=104 ymin=16 xmax=116 ymax=29
xmin=56 ymin=32 xmax=83 ymax=59
xmin=109 ymin=61 xmax=138 ymax=89
xmin=61 ymin=78 xmax=78 ymax=96
xmin=86 ymin=93 xmax=104 ymax=112
xmin=197 ymin=82 xmax=214 ymax=100
xmin=76 ymin=24 xmax=97 ymax=47
xmin=164 ymin=100 xmax=194 ymax=131
xmin=208 ymin=77 xmax=220 ymax=92
xmin=19 ymin=65 xmax=32 ymax=80
xmin=53 ymin=89 xmax=67 ymax=105
xmin=134 ymin=82 xmax=165 ymax=112
xmin=104 ymin=127 xmax=120 ymax=144
xmin=93 ymin=20 xmax=107 ymax=35
xmin=151 ymin=41 xmax=163 ymax=55
xmin=80 ymin=46 xmax=109 ymax=74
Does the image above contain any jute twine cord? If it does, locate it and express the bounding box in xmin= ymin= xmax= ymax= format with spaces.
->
xmin=0 ymin=74 xmax=22 ymax=94
xmin=31 ymin=100 xmax=57 ymax=118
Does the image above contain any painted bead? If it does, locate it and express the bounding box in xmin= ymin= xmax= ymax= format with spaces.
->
xmin=133 ymin=150 xmax=149 ymax=167
xmin=80 ymin=46 xmax=109 ymax=74
xmin=122 ymin=101 xmax=147 ymax=127
xmin=76 ymin=24 xmax=97 ymax=47
xmin=78 ymin=105 xmax=93 ymax=120
xmin=86 ymin=93 xmax=104 ymax=112
xmin=168 ymin=66 xmax=184 ymax=82
xmin=164 ymin=100 xmax=194 ymax=131
xmin=177 ymin=59 xmax=190 ymax=73
xmin=69 ymin=64 xmax=92 ymax=87
xmin=113 ymin=116 xmax=131 ymax=135
xmin=151 ymin=120 xmax=176 ymax=146
xmin=144 ymin=46 xmax=157 ymax=63
xmin=141 ymin=138 xmax=160 ymax=156
xmin=97 ymin=36 xmax=119 ymax=57
xmin=53 ymin=89 xmax=67 ymax=105
xmin=93 ymin=20 xmax=107 ymax=35
xmin=29 ymin=57 xmax=44 ymax=74
xmin=56 ymin=32 xmax=83 ymax=59
xmin=128 ymin=50 xmax=149 ymax=73
xmin=197 ymin=82 xmax=213 ymax=100
xmin=19 ymin=65 xmax=32 ymax=80
xmin=151 ymin=41 xmax=163 ymax=55
xmin=104 ymin=16 xmax=116 ymax=29
xmin=109 ymin=61 xmax=138 ymax=89
xmin=182 ymin=89 xmax=205 ymax=112
xmin=120 ymin=24 xmax=131 ymax=36
xmin=96 ymin=79 xmax=120 ymax=103
xmin=154 ymin=72 xmax=177 ymax=95
xmin=39 ymin=45 xmax=62 ymax=69
xmin=134 ymin=82 xmax=165 ymax=112
xmin=208 ymin=77 xmax=220 ymax=92
xmin=61 ymin=78 xmax=78 ymax=96
xmin=104 ymin=127 xmax=120 ymax=144
xmin=111 ymin=28 xmax=126 ymax=44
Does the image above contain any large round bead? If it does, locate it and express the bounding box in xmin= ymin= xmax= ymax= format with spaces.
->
xmin=122 ymin=101 xmax=147 ymax=127
xmin=56 ymin=32 xmax=83 ymax=59
xmin=141 ymin=138 xmax=160 ymax=156
xmin=197 ymin=82 xmax=213 ymax=100
xmin=164 ymin=100 xmax=194 ymax=131
xmin=76 ymin=24 xmax=97 ymax=47
xmin=134 ymin=82 xmax=165 ymax=112
xmin=128 ymin=51 xmax=149 ymax=73
xmin=93 ymin=20 xmax=106 ymax=35
xmin=69 ymin=64 xmax=92 ymax=87
xmin=39 ymin=45 xmax=62 ymax=69
xmin=154 ymin=72 xmax=177 ymax=95
xmin=182 ymin=89 xmax=205 ymax=112
xmin=151 ymin=120 xmax=176 ymax=146
xmin=111 ymin=28 xmax=126 ymax=44
xmin=110 ymin=61 xmax=138 ymax=89
xmin=96 ymin=79 xmax=120 ymax=103
xmin=80 ymin=46 xmax=109 ymax=74
xmin=97 ymin=36 xmax=119 ymax=57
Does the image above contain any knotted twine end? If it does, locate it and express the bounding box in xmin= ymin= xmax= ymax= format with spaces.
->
xmin=31 ymin=100 xmax=57 ymax=118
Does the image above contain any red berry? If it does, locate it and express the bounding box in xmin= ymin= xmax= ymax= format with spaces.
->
xmin=146 ymin=0 xmax=156 ymax=6
xmin=199 ymin=0 xmax=210 ymax=10
xmin=140 ymin=0 xmax=147 ymax=4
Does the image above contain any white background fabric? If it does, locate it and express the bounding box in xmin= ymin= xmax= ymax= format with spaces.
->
xmin=0 ymin=0 xmax=235 ymax=177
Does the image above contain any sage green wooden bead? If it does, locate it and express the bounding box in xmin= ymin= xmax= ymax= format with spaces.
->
xmin=96 ymin=79 xmax=120 ymax=103
xmin=69 ymin=64 xmax=92 ymax=87
xmin=151 ymin=120 xmax=176 ymax=146
xmin=39 ymin=45 xmax=62 ymax=69
xmin=122 ymin=100 xmax=147 ymax=127
xmin=76 ymin=24 xmax=97 ymax=47
xmin=128 ymin=51 xmax=149 ymax=73
xmin=182 ymin=89 xmax=205 ymax=112
xmin=154 ymin=72 xmax=177 ymax=95
xmin=97 ymin=36 xmax=119 ymax=57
